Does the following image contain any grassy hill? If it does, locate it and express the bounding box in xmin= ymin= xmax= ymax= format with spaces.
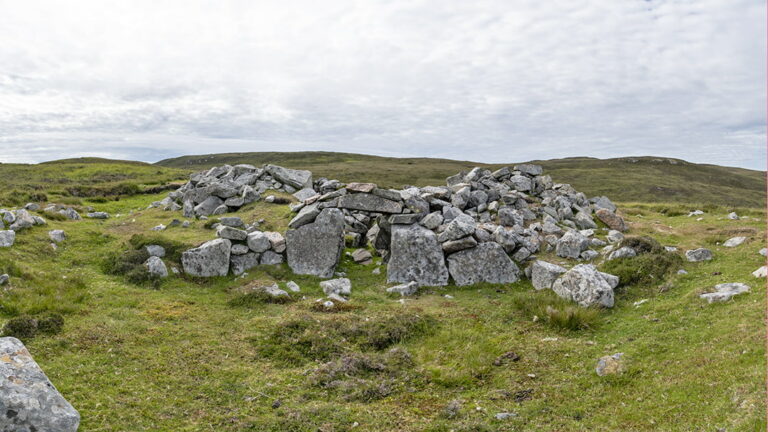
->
xmin=156 ymin=152 xmax=766 ymax=208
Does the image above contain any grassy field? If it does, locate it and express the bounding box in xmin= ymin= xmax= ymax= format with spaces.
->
xmin=0 ymin=159 xmax=764 ymax=431
xmin=157 ymin=152 xmax=767 ymax=208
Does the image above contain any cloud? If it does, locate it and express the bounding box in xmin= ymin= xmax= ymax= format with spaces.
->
xmin=0 ymin=0 xmax=764 ymax=169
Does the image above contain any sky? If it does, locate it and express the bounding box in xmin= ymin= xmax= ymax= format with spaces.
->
xmin=0 ymin=0 xmax=765 ymax=169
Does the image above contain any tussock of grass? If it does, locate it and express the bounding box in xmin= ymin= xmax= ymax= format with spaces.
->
xmin=618 ymin=235 xmax=663 ymax=254
xmin=2 ymin=313 xmax=64 ymax=340
xmin=600 ymin=251 xmax=682 ymax=288
xmin=228 ymin=290 xmax=295 ymax=307
xmin=128 ymin=233 xmax=189 ymax=262
xmin=509 ymin=291 xmax=601 ymax=331
xmin=102 ymin=248 xmax=159 ymax=287
xmin=203 ymin=218 xmax=220 ymax=229
xmin=38 ymin=210 xmax=68 ymax=221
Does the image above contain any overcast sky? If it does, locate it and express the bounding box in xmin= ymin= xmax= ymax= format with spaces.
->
xmin=0 ymin=0 xmax=764 ymax=169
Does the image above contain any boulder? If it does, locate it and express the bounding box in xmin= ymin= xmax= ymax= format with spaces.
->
xmin=574 ymin=211 xmax=597 ymax=229
xmin=337 ymin=193 xmax=403 ymax=213
xmin=265 ymin=164 xmax=313 ymax=189
xmin=555 ymin=230 xmax=589 ymax=259
xmin=48 ymin=230 xmax=66 ymax=243
xmin=194 ymin=196 xmax=224 ymax=217
xmin=446 ymin=242 xmax=520 ymax=286
xmin=230 ymin=252 xmax=260 ymax=275
xmin=247 ymin=231 xmax=271 ymax=253
xmin=530 ymin=260 xmax=567 ymax=290
xmin=0 ymin=230 xmax=15 ymax=247
xmin=145 ymin=245 xmax=166 ymax=257
xmin=723 ymin=236 xmax=746 ymax=247
xmin=685 ymin=248 xmax=713 ymax=262
xmin=498 ymin=207 xmax=523 ymax=227
xmin=0 ymin=337 xmax=80 ymax=431
xmin=144 ymin=256 xmax=168 ymax=278
xmin=182 ymin=239 xmax=231 ymax=277
xmin=595 ymin=209 xmax=627 ymax=232
xmin=437 ymin=218 xmax=476 ymax=242
xmin=286 ymin=208 xmax=345 ymax=278
xmin=608 ymin=246 xmax=636 ymax=260
xmin=551 ymin=264 xmax=617 ymax=307
xmin=699 ymin=282 xmax=750 ymax=303
xmin=320 ymin=278 xmax=351 ymax=297
xmin=216 ymin=225 xmax=248 ymax=241
xmin=387 ymin=224 xmax=449 ymax=286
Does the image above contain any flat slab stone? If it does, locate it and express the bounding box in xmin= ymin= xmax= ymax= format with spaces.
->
xmin=387 ymin=224 xmax=449 ymax=286
xmin=338 ymin=193 xmax=403 ymax=214
xmin=446 ymin=242 xmax=520 ymax=286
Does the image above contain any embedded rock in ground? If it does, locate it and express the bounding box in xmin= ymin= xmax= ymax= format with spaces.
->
xmin=723 ymin=236 xmax=746 ymax=247
xmin=286 ymin=281 xmax=301 ymax=292
xmin=595 ymin=208 xmax=627 ymax=232
xmin=230 ymin=252 xmax=260 ymax=275
xmin=145 ymin=256 xmax=168 ymax=278
xmin=551 ymin=264 xmax=617 ymax=308
xmin=320 ymin=278 xmax=351 ymax=297
xmin=218 ymin=217 xmax=245 ymax=228
xmin=86 ymin=211 xmax=109 ymax=219
xmin=387 ymin=224 xmax=449 ymax=286
xmin=596 ymin=353 xmax=625 ymax=376
xmin=606 ymin=230 xmax=624 ymax=244
xmin=247 ymin=231 xmax=271 ymax=253
xmin=351 ymin=248 xmax=373 ymax=264
xmin=0 ymin=337 xmax=80 ymax=432
xmin=555 ymin=230 xmax=589 ymax=259
xmin=48 ymin=230 xmax=66 ymax=243
xmin=699 ymin=282 xmax=750 ymax=303
xmin=760 ymin=248 xmax=767 ymax=257
xmin=727 ymin=212 xmax=739 ymax=220
xmin=0 ymin=230 xmax=15 ymax=247
xmin=386 ymin=281 xmax=419 ymax=296
xmin=145 ymin=244 xmax=166 ymax=257
xmin=446 ymin=242 xmax=520 ymax=286
xmin=685 ymin=248 xmax=713 ymax=262
xmin=286 ymin=208 xmax=345 ymax=278
xmin=337 ymin=193 xmax=403 ymax=213
xmin=608 ymin=246 xmax=636 ymax=260
xmin=530 ymin=260 xmax=567 ymax=290
xmin=752 ymin=266 xmax=767 ymax=278
xmin=182 ymin=238 xmax=231 ymax=277
xmin=261 ymin=283 xmax=289 ymax=298
xmin=265 ymin=164 xmax=313 ymax=189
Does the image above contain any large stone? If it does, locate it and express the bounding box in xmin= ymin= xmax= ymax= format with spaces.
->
xmin=437 ymin=218 xmax=476 ymax=242
xmin=247 ymin=231 xmax=271 ymax=253
xmin=145 ymin=256 xmax=168 ymax=278
xmin=699 ymin=282 xmax=750 ymax=303
xmin=387 ymin=224 xmax=449 ymax=286
xmin=194 ymin=196 xmax=224 ymax=217
xmin=264 ymin=232 xmax=286 ymax=253
xmin=555 ymin=230 xmax=590 ymax=259
xmin=10 ymin=210 xmax=36 ymax=231
xmin=218 ymin=217 xmax=245 ymax=228
xmin=286 ymin=208 xmax=345 ymax=278
xmin=320 ymin=278 xmax=351 ymax=296
xmin=216 ymin=225 xmax=248 ymax=241
xmin=608 ymin=246 xmax=637 ymax=260
xmin=723 ymin=236 xmax=746 ymax=247
xmin=230 ymin=252 xmax=260 ymax=275
xmin=595 ymin=208 xmax=627 ymax=232
xmin=574 ymin=211 xmax=597 ymax=230
xmin=498 ymin=207 xmax=523 ymax=227
xmin=337 ymin=193 xmax=403 ymax=213
xmin=551 ymin=264 xmax=617 ymax=307
xmin=0 ymin=337 xmax=80 ymax=431
xmin=446 ymin=242 xmax=520 ymax=286
xmin=48 ymin=230 xmax=66 ymax=243
xmin=530 ymin=260 xmax=567 ymax=290
xmin=182 ymin=238 xmax=231 ymax=277
xmin=508 ymin=175 xmax=532 ymax=192
xmin=265 ymin=164 xmax=313 ymax=189
xmin=591 ymin=196 xmax=617 ymax=213
xmin=288 ymin=204 xmax=320 ymax=229
xmin=685 ymin=248 xmax=713 ymax=262
xmin=0 ymin=230 xmax=15 ymax=247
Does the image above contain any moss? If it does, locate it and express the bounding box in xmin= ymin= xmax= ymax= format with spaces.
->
xmin=600 ymin=251 xmax=683 ymax=287
xmin=618 ymin=236 xmax=663 ymax=254
xmin=2 ymin=316 xmax=39 ymax=339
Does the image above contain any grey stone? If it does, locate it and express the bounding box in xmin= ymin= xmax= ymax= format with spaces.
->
xmin=574 ymin=211 xmax=597 ymax=229
xmin=286 ymin=208 xmax=345 ymax=278
xmin=389 ymin=214 xmax=422 ymax=225
xmin=685 ymin=248 xmax=713 ymax=262
xmin=264 ymin=232 xmax=286 ymax=253
xmin=247 ymin=231 xmax=272 ymax=253
xmin=494 ymin=412 xmax=518 ymax=420
xmin=337 ymin=193 xmax=403 ymax=213
xmin=450 ymin=186 xmax=471 ymax=209
xmin=60 ymin=208 xmax=81 ymax=220
xmin=508 ymin=175 xmax=532 ymax=192
xmin=442 ymin=236 xmax=478 ymax=254
xmin=231 ymin=244 xmax=250 ymax=255
xmin=498 ymin=207 xmax=523 ymax=227
xmin=607 ymin=230 xmax=624 ymax=244
xmin=320 ymin=278 xmax=351 ymax=297
xmin=260 ymin=251 xmax=284 ymax=265
xmin=288 ymin=204 xmax=320 ymax=229
xmin=351 ymin=248 xmax=373 ymax=264
xmin=723 ymin=236 xmax=746 ymax=247
xmin=752 ymin=266 xmax=766 ymax=278
xmin=261 ymin=283 xmax=289 ymax=298
xmin=48 ymin=229 xmax=66 ymax=243
xmin=86 ymin=211 xmax=109 ymax=219
xmin=145 ymin=244 xmax=165 ymax=257
xmin=0 ymin=337 xmax=80 ymax=432
xmin=591 ymin=196 xmax=617 ymax=213
xmin=700 ymin=282 xmax=750 ymax=303
xmin=230 ymin=252 xmax=260 ymax=275
xmin=286 ymin=281 xmax=301 ymax=292
xmin=492 ymin=226 xmax=517 ymax=253
xmin=0 ymin=274 xmax=8 ymax=285
xmin=514 ymin=164 xmax=543 ymax=176
xmin=223 ymin=197 xmax=244 ymax=207
xmin=556 ymin=230 xmax=589 ymax=259
xmin=10 ymin=210 xmax=36 ymax=231
xmin=182 ymin=239 xmax=231 ymax=277
xmin=387 ymin=224 xmax=449 ymax=286
xmin=216 ymin=225 xmax=248 ymax=241
xmin=512 ymin=247 xmax=532 ymax=262
xmin=293 ymin=187 xmax=318 ymax=202
xmin=552 ymin=264 xmax=617 ymax=307
xmin=194 ymin=196 xmax=224 ymax=216
xmin=437 ymin=218 xmax=476 ymax=242
xmin=447 ymin=242 xmax=520 ymax=286
xmin=218 ymin=217 xmax=245 ymax=228
xmin=727 ymin=212 xmax=739 ymax=220
xmin=760 ymin=248 xmax=767 ymax=256
xmin=265 ymin=164 xmax=313 ymax=189
xmin=0 ymin=230 xmax=15 ymax=247
xmin=608 ymin=246 xmax=637 ymax=260
xmin=145 ymin=256 xmax=168 ymax=278
xmin=386 ymin=281 xmax=419 ymax=296
xmin=530 ymin=260 xmax=567 ymax=290
xmin=580 ymin=250 xmax=599 ymax=261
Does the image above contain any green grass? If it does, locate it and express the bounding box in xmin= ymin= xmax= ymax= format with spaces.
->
xmin=0 ymin=160 xmax=763 ymax=431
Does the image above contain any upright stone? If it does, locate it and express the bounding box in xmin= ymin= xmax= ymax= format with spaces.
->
xmin=181 ymin=238 xmax=231 ymax=277
xmin=551 ymin=264 xmax=616 ymax=307
xmin=446 ymin=243 xmax=520 ymax=286
xmin=265 ymin=164 xmax=313 ymax=189
xmin=286 ymin=208 xmax=345 ymax=278
xmin=387 ymin=224 xmax=449 ymax=286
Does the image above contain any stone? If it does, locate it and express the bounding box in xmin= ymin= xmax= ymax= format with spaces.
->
xmin=194 ymin=196 xmax=224 ymax=216
xmin=508 ymin=174 xmax=532 ymax=192
xmin=552 ymin=264 xmax=617 ymax=307
xmin=389 ymin=214 xmax=422 ymax=225
xmin=447 ymin=242 xmax=520 ymax=286
xmin=288 ymin=204 xmax=320 ymax=229
xmin=60 ymin=208 xmax=81 ymax=220
xmin=261 ymin=283 xmax=289 ymax=298
xmin=145 ymin=256 xmax=168 ymax=278
xmin=286 ymin=281 xmax=301 ymax=292
xmin=723 ymin=236 xmax=746 ymax=247
xmin=685 ymin=248 xmax=713 ymax=262
xmin=346 ymin=182 xmax=377 ymax=193
xmin=495 ymin=412 xmax=518 ymax=420
xmin=231 ymin=244 xmax=250 ymax=255
xmin=264 ymin=232 xmax=286 ymax=253
xmin=286 ymin=208 xmax=345 ymax=278
xmin=555 ymin=230 xmax=590 ymax=259
xmin=591 ymin=196 xmax=617 ymax=213
xmin=265 ymin=164 xmax=313 ymax=189
xmin=450 ymin=186 xmax=471 ymax=209
xmin=230 ymin=252 xmax=260 ymax=275
xmin=151 ymin=224 xmax=166 ymax=231
xmin=727 ymin=212 xmax=739 ymax=220
xmin=293 ymin=187 xmax=319 ymax=202
xmin=498 ymin=207 xmax=523 ymax=227
xmin=699 ymin=282 xmax=750 ymax=303
xmin=530 ymin=260 xmax=567 ymax=290
xmin=10 ymin=210 xmax=36 ymax=231
xmin=320 ymin=278 xmax=351 ymax=297
xmin=351 ymin=248 xmax=373 ymax=264
xmin=0 ymin=337 xmax=80 ymax=431
xmin=86 ymin=211 xmax=109 ymax=219
xmin=145 ymin=244 xmax=166 ymax=257
xmin=760 ymin=248 xmax=767 ymax=256
xmin=386 ymin=281 xmax=419 ymax=296
xmin=337 ymin=193 xmax=403 ymax=213
xmin=574 ymin=211 xmax=597 ymax=229
xmin=608 ymin=246 xmax=636 ymax=260
xmin=0 ymin=274 xmax=8 ymax=285
xmin=514 ymin=163 xmax=543 ymax=176
xmin=260 ymin=251 xmax=284 ymax=265
xmin=512 ymin=247 xmax=532 ymax=262
xmin=595 ymin=208 xmax=627 ymax=232
xmin=48 ymin=229 xmax=66 ymax=243
xmin=687 ymin=210 xmax=704 ymax=217
xmin=218 ymin=217 xmax=245 ymax=228
xmin=580 ymin=250 xmax=599 ymax=261
xmin=387 ymin=224 xmax=449 ymax=286
xmin=752 ymin=266 xmax=767 ymax=278
xmin=606 ymin=230 xmax=624 ymax=244
xmin=0 ymin=230 xmax=15 ymax=247
xmin=216 ymin=225 xmax=248 ymax=241
xmin=247 ymin=231 xmax=272 ymax=253
xmin=596 ymin=353 xmax=625 ymax=376
xmin=492 ymin=226 xmax=517 ymax=253
xmin=182 ymin=239 xmax=231 ymax=277
xmin=442 ymin=236 xmax=478 ymax=254
xmin=437 ymin=218 xmax=476 ymax=242
xmin=420 ymin=212 xmax=444 ymax=230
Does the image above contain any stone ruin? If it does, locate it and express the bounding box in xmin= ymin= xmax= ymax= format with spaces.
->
xmin=165 ymin=162 xmax=630 ymax=308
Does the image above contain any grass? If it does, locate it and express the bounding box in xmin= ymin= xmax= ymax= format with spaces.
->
xmin=0 ymin=160 xmax=763 ymax=431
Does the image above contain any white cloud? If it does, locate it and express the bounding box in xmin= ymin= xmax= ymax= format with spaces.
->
xmin=0 ymin=0 xmax=764 ymax=169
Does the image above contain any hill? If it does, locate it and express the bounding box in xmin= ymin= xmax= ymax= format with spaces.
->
xmin=156 ymin=152 xmax=766 ymax=208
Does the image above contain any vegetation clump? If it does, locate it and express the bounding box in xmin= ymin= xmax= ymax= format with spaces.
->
xmin=617 ymin=235 xmax=663 ymax=254
xmin=228 ymin=290 xmax=295 ymax=307
xmin=510 ymin=291 xmax=601 ymax=331
xmin=2 ymin=313 xmax=64 ymax=340
xmin=600 ymin=251 xmax=682 ymax=287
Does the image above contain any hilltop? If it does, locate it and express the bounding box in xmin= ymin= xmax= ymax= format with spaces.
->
xmin=156 ymin=152 xmax=766 ymax=208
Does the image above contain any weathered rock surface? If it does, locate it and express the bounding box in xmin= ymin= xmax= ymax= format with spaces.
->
xmin=246 ymin=231 xmax=271 ymax=253
xmin=552 ymin=264 xmax=617 ymax=307
xmin=320 ymin=278 xmax=351 ymax=297
xmin=0 ymin=230 xmax=15 ymax=247
xmin=182 ymin=239 xmax=231 ymax=277
xmin=0 ymin=337 xmax=80 ymax=431
xmin=530 ymin=260 xmax=567 ymax=290
xmin=752 ymin=266 xmax=767 ymax=278
xmin=608 ymin=246 xmax=636 ymax=260
xmin=265 ymin=164 xmax=313 ymax=189
xmin=446 ymin=243 xmax=520 ymax=286
xmin=230 ymin=252 xmax=260 ymax=275
xmin=685 ymin=248 xmax=713 ymax=262
xmin=386 ymin=281 xmax=419 ymax=296
xmin=286 ymin=208 xmax=345 ymax=278
xmin=337 ymin=193 xmax=403 ymax=213
xmin=555 ymin=230 xmax=589 ymax=259
xmin=699 ymin=282 xmax=750 ymax=303
xmin=145 ymin=245 xmax=166 ymax=257
xmin=47 ymin=230 xmax=66 ymax=244
xmin=388 ymin=224 xmax=449 ymax=286
xmin=595 ymin=208 xmax=627 ymax=232
xmin=260 ymin=251 xmax=284 ymax=265
xmin=723 ymin=236 xmax=746 ymax=247
xmin=216 ymin=225 xmax=248 ymax=241
xmin=145 ymin=256 xmax=168 ymax=278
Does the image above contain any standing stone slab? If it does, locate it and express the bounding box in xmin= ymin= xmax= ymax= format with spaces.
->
xmin=0 ymin=337 xmax=80 ymax=431
xmin=446 ymin=242 xmax=520 ymax=286
xmin=286 ymin=208 xmax=345 ymax=278
xmin=530 ymin=260 xmax=567 ymax=290
xmin=387 ymin=224 xmax=449 ymax=286
xmin=182 ymin=238 xmax=231 ymax=277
